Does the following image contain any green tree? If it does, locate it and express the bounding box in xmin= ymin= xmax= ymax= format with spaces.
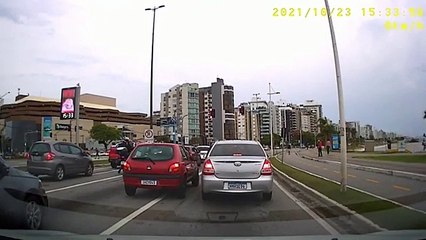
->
xmin=189 ymin=137 xmax=202 ymax=145
xmin=302 ymin=131 xmax=315 ymax=146
xmin=89 ymin=123 xmax=121 ymax=151
xmin=317 ymin=117 xmax=338 ymax=142
xmin=260 ymin=134 xmax=281 ymax=148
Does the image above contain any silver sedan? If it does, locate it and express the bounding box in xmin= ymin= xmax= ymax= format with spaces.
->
xmin=201 ymin=140 xmax=273 ymax=201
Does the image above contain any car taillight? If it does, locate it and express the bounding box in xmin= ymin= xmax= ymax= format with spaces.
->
xmin=261 ymin=159 xmax=272 ymax=175
xmin=122 ymin=161 xmax=131 ymax=171
xmin=169 ymin=163 xmax=180 ymax=173
xmin=202 ymin=159 xmax=215 ymax=175
xmin=44 ymin=152 xmax=55 ymax=161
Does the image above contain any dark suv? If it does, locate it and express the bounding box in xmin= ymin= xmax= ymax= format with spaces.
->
xmin=0 ymin=156 xmax=48 ymax=229
xmin=27 ymin=141 xmax=94 ymax=181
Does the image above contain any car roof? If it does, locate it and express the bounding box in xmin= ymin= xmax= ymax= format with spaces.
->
xmin=135 ymin=143 xmax=179 ymax=147
xmin=33 ymin=140 xmax=76 ymax=145
xmin=213 ymin=140 xmax=261 ymax=145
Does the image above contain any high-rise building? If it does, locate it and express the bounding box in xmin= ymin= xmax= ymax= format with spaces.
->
xmin=160 ymin=83 xmax=200 ymax=143
xmin=300 ymin=100 xmax=323 ymax=121
xmin=199 ymin=78 xmax=235 ymax=144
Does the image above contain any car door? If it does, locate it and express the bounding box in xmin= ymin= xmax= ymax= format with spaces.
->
xmin=0 ymin=158 xmax=26 ymax=219
xmin=54 ymin=143 xmax=77 ymax=174
xmin=68 ymin=144 xmax=87 ymax=173
xmin=180 ymin=146 xmax=194 ymax=179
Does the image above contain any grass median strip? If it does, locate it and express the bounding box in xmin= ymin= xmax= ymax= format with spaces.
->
xmin=271 ymin=157 xmax=426 ymax=230
xmin=353 ymin=155 xmax=426 ymax=163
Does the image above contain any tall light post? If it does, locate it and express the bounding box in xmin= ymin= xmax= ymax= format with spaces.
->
xmin=0 ymin=91 xmax=10 ymax=106
xmin=267 ymin=83 xmax=280 ymax=155
xmin=145 ymin=5 xmax=165 ymax=130
xmin=324 ymin=0 xmax=347 ymax=192
xmin=180 ymin=114 xmax=189 ymax=145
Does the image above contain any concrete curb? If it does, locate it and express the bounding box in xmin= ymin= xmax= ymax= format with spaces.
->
xmin=296 ymin=152 xmax=426 ymax=182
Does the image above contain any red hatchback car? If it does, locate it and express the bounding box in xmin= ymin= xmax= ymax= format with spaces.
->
xmin=122 ymin=143 xmax=199 ymax=198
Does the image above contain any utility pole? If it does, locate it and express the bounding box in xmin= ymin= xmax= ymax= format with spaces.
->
xmin=324 ymin=0 xmax=347 ymax=191
xmin=75 ymin=84 xmax=81 ymax=146
xmin=267 ymin=83 xmax=280 ymax=155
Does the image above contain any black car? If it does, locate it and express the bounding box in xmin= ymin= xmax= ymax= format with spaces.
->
xmin=0 ymin=156 xmax=48 ymax=229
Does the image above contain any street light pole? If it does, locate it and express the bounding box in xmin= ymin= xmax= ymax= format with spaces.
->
xmin=180 ymin=114 xmax=189 ymax=145
xmin=267 ymin=83 xmax=280 ymax=155
xmin=0 ymin=91 xmax=10 ymax=106
xmin=146 ymin=5 xmax=165 ymax=130
xmin=324 ymin=0 xmax=347 ymax=192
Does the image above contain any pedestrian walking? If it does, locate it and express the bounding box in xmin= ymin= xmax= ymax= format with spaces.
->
xmin=423 ymin=139 xmax=426 ymax=151
xmin=326 ymin=139 xmax=331 ymax=155
xmin=317 ymin=140 xmax=323 ymax=157
xmin=95 ymin=148 xmax=99 ymax=159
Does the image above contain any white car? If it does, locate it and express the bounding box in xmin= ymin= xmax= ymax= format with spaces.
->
xmin=196 ymin=145 xmax=210 ymax=161
xmin=201 ymin=140 xmax=273 ymax=201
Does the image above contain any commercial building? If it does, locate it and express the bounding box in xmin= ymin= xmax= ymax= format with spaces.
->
xmin=0 ymin=93 xmax=159 ymax=154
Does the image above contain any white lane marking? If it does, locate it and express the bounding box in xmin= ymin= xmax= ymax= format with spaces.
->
xmin=273 ymin=179 xmax=339 ymax=235
xmin=46 ymin=176 xmax=121 ymax=194
xmin=272 ymin=165 xmax=386 ymax=231
xmin=276 ymin=158 xmax=426 ymax=215
xmin=100 ymin=195 xmax=165 ymax=235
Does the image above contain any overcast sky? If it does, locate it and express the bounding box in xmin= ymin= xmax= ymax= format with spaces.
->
xmin=0 ymin=0 xmax=425 ymax=137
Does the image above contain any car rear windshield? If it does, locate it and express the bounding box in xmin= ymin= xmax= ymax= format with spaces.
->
xmin=30 ymin=143 xmax=51 ymax=155
xmin=131 ymin=145 xmax=173 ymax=161
xmin=209 ymin=144 xmax=265 ymax=157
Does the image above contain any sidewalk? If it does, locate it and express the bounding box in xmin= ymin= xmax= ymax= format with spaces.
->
xmin=297 ymin=148 xmax=426 ymax=175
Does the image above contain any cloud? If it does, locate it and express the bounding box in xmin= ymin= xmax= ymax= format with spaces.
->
xmin=35 ymin=55 xmax=98 ymax=67
xmin=0 ymin=0 xmax=66 ymax=25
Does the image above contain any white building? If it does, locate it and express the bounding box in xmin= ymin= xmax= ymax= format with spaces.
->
xmin=160 ymin=83 xmax=200 ymax=142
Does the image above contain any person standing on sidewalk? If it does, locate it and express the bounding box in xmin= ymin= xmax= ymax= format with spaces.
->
xmin=95 ymin=148 xmax=99 ymax=159
xmin=423 ymin=139 xmax=426 ymax=151
xmin=326 ymin=139 xmax=331 ymax=155
xmin=317 ymin=140 xmax=323 ymax=157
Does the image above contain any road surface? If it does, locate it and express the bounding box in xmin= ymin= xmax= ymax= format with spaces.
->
xmin=1 ymin=166 xmax=382 ymax=236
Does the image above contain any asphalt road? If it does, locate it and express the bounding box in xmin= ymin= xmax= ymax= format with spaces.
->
xmin=276 ymin=150 xmax=426 ymax=213
xmin=1 ymin=165 xmax=381 ymax=236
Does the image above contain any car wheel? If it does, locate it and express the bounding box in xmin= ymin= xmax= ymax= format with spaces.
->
xmin=23 ymin=197 xmax=42 ymax=230
xmin=85 ymin=163 xmax=94 ymax=176
xmin=263 ymin=192 xmax=272 ymax=201
xmin=191 ymin=172 xmax=199 ymax=187
xmin=177 ymin=180 xmax=187 ymax=199
xmin=125 ymin=185 xmax=136 ymax=196
xmin=54 ymin=165 xmax=65 ymax=181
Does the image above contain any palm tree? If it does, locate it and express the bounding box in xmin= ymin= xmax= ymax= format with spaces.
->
xmin=317 ymin=117 xmax=336 ymax=142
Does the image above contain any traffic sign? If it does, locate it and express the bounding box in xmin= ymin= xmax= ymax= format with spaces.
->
xmin=144 ymin=129 xmax=154 ymax=142
xmin=55 ymin=123 xmax=71 ymax=131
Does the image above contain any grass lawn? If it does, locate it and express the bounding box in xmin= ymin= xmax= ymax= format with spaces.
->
xmin=353 ymin=155 xmax=426 ymax=163
xmin=271 ymin=157 xmax=426 ymax=230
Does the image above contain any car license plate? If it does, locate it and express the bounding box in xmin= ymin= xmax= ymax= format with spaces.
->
xmin=227 ymin=182 xmax=247 ymax=190
xmin=141 ymin=180 xmax=157 ymax=186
